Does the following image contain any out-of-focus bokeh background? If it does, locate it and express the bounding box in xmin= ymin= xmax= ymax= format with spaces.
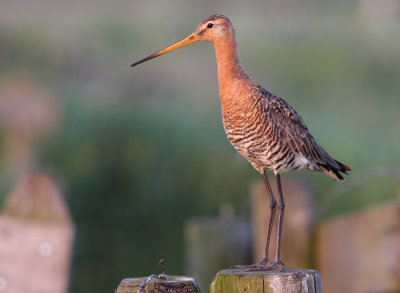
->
xmin=0 ymin=0 xmax=400 ymax=292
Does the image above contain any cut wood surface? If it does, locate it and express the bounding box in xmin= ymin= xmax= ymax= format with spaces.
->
xmin=210 ymin=268 xmax=321 ymax=293
xmin=117 ymin=275 xmax=202 ymax=293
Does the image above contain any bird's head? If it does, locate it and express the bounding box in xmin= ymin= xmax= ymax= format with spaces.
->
xmin=130 ymin=14 xmax=233 ymax=67
xmin=193 ymin=14 xmax=233 ymax=42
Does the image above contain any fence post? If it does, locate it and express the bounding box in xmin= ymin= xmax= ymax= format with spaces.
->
xmin=116 ymin=275 xmax=202 ymax=293
xmin=0 ymin=173 xmax=75 ymax=293
xmin=210 ymin=268 xmax=321 ymax=293
xmin=317 ymin=197 xmax=400 ymax=293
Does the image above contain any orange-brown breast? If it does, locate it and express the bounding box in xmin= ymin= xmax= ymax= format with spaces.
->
xmin=219 ymin=80 xmax=295 ymax=174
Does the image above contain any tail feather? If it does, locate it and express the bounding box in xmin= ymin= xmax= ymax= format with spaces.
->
xmin=317 ymin=159 xmax=351 ymax=182
xmin=337 ymin=161 xmax=351 ymax=172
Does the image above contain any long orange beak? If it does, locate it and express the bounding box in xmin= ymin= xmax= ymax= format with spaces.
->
xmin=131 ymin=33 xmax=200 ymax=67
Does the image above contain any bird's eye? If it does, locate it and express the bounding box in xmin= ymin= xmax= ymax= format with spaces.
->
xmin=207 ymin=23 xmax=214 ymax=28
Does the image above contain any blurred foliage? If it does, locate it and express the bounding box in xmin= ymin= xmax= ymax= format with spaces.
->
xmin=38 ymin=96 xmax=253 ymax=292
xmin=1 ymin=0 xmax=400 ymax=292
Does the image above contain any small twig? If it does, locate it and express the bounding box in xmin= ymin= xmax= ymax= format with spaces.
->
xmin=159 ymin=258 xmax=166 ymax=275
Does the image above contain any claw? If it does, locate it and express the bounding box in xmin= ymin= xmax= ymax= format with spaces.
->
xmin=230 ymin=261 xmax=284 ymax=272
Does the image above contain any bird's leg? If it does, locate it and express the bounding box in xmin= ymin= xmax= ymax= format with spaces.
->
xmin=230 ymin=170 xmax=277 ymax=271
xmin=257 ymin=170 xmax=277 ymax=266
xmin=245 ymin=174 xmax=285 ymax=272
xmin=271 ymin=174 xmax=285 ymax=270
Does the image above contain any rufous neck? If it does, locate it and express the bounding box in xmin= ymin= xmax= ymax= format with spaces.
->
xmin=213 ymin=33 xmax=247 ymax=97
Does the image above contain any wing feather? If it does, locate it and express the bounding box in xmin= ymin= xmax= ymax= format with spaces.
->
xmin=258 ymin=86 xmax=350 ymax=180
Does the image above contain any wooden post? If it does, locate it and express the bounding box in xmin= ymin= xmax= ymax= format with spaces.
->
xmin=210 ymin=268 xmax=321 ymax=293
xmin=116 ymin=275 xmax=202 ymax=293
xmin=0 ymin=173 xmax=75 ymax=293
xmin=317 ymin=197 xmax=400 ymax=293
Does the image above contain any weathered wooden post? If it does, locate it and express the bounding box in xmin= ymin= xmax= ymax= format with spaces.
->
xmin=317 ymin=196 xmax=400 ymax=293
xmin=0 ymin=173 xmax=75 ymax=293
xmin=210 ymin=268 xmax=321 ymax=293
xmin=117 ymin=259 xmax=202 ymax=292
xmin=116 ymin=275 xmax=202 ymax=293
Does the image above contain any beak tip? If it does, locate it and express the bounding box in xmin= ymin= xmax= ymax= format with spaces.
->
xmin=130 ymin=33 xmax=198 ymax=69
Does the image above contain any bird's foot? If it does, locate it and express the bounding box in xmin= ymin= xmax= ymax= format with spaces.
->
xmin=230 ymin=257 xmax=269 ymax=269
xmin=230 ymin=263 xmax=266 ymax=271
xmin=231 ymin=258 xmax=284 ymax=272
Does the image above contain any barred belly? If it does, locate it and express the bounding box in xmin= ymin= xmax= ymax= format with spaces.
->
xmin=223 ymin=113 xmax=311 ymax=175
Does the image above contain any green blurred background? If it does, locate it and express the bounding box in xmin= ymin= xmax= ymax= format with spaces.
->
xmin=0 ymin=0 xmax=399 ymax=292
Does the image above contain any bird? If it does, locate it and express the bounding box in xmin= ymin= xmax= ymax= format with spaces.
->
xmin=130 ymin=14 xmax=351 ymax=271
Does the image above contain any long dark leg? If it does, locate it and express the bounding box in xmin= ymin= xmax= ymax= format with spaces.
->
xmin=273 ymin=174 xmax=285 ymax=268
xmin=259 ymin=169 xmax=277 ymax=265
xmin=230 ymin=170 xmax=277 ymax=270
